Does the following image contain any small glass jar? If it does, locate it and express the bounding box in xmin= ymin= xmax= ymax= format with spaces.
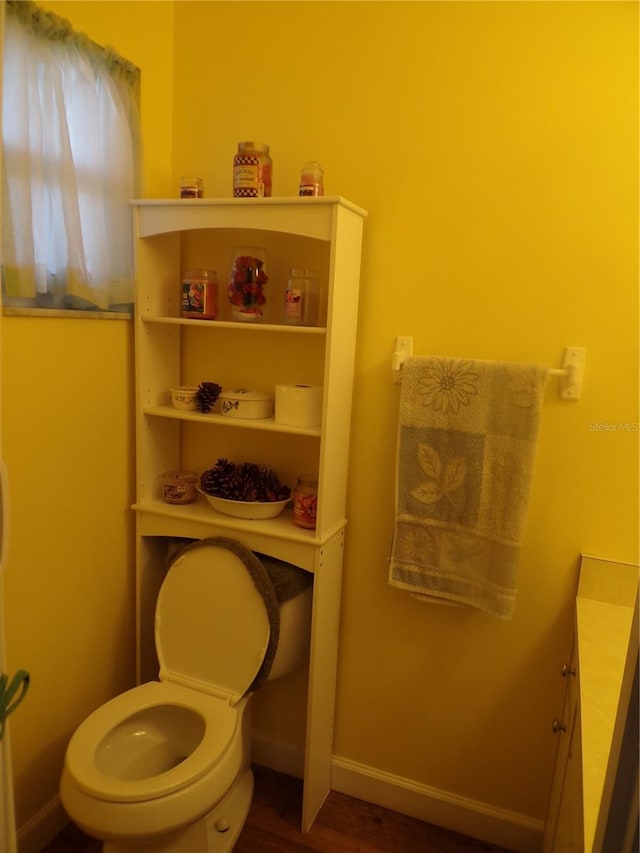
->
xmin=233 ymin=142 xmax=272 ymax=198
xmin=180 ymin=176 xmax=203 ymax=198
xmin=181 ymin=269 xmax=218 ymax=319
xmin=227 ymin=247 xmax=268 ymax=322
xmin=293 ymin=474 xmax=318 ymax=529
xmin=283 ymin=268 xmax=321 ymax=326
xmin=298 ymin=161 xmax=324 ymax=197
xmin=160 ymin=470 xmax=198 ymax=505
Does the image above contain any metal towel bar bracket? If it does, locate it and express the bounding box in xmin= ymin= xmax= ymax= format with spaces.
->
xmin=391 ymin=338 xmax=586 ymax=400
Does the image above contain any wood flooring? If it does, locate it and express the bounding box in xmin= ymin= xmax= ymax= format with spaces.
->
xmin=43 ymin=765 xmax=514 ymax=853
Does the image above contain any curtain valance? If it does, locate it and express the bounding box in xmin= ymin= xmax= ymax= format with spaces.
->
xmin=6 ymin=0 xmax=140 ymax=84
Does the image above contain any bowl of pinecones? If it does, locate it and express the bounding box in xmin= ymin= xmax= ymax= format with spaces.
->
xmin=198 ymin=458 xmax=291 ymax=519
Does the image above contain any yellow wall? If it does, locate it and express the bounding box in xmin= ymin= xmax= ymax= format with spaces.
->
xmin=170 ymin=0 xmax=638 ymax=821
xmin=2 ymin=0 xmax=637 ymax=842
xmin=1 ymin=0 xmax=174 ymax=831
xmin=2 ymin=315 xmax=134 ymax=828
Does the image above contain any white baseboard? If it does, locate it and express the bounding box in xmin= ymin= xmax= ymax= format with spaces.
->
xmin=17 ymin=795 xmax=68 ymax=853
xmin=251 ymin=730 xmax=305 ymax=779
xmin=331 ymin=754 xmax=544 ymax=853
xmin=252 ymin=733 xmax=543 ymax=853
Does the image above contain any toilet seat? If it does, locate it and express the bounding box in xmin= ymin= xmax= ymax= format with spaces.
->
xmin=64 ymin=680 xmax=239 ymax=803
xmin=156 ymin=538 xmax=277 ymax=703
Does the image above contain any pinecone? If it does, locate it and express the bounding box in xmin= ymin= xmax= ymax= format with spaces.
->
xmin=200 ymin=457 xmax=235 ymax=495
xmin=195 ymin=382 xmax=222 ymax=413
xmin=254 ymin=464 xmax=291 ymax=501
xmin=199 ymin=458 xmax=291 ymax=502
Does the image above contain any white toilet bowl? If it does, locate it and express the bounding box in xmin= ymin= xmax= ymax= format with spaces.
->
xmin=60 ymin=537 xmax=312 ymax=852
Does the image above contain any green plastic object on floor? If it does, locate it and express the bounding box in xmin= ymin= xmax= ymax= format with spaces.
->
xmin=0 ymin=670 xmax=29 ymax=741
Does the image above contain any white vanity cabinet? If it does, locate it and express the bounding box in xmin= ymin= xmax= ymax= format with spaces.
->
xmin=543 ymin=556 xmax=639 ymax=853
xmin=543 ymin=634 xmax=583 ymax=853
xmin=131 ymin=197 xmax=366 ymax=831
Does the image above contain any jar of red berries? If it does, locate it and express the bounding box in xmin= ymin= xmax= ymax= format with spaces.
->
xmin=227 ymin=246 xmax=268 ymax=322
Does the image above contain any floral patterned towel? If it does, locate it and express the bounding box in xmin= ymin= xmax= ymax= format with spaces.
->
xmin=389 ymin=356 xmax=549 ymax=619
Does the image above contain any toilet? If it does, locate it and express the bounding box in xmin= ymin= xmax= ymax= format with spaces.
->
xmin=60 ymin=537 xmax=313 ymax=853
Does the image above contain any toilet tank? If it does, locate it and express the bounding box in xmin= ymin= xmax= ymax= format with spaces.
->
xmin=259 ymin=556 xmax=313 ymax=681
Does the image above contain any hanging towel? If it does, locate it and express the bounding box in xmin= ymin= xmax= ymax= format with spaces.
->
xmin=388 ymin=356 xmax=549 ymax=619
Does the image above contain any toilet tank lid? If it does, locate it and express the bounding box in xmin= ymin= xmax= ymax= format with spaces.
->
xmin=155 ymin=538 xmax=279 ymax=704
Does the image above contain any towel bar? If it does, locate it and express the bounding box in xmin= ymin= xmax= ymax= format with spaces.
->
xmin=391 ymin=339 xmax=586 ymax=400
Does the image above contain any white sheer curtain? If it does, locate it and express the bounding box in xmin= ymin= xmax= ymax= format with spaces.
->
xmin=1 ymin=1 xmax=141 ymax=311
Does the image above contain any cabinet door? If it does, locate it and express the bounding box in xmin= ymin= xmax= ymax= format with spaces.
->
xmin=552 ymin=686 xmax=583 ymax=851
xmin=543 ymin=646 xmax=584 ymax=853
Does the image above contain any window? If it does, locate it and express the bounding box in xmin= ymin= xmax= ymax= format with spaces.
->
xmin=1 ymin=0 xmax=141 ymax=312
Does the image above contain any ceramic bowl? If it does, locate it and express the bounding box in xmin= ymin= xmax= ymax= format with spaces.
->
xmin=170 ymin=386 xmax=198 ymax=411
xmin=197 ymin=486 xmax=288 ymax=519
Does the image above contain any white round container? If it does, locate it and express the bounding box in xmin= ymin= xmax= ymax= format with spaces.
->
xmin=219 ymin=388 xmax=274 ymax=419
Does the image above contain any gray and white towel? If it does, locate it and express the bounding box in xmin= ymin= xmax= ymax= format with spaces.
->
xmin=389 ymin=356 xmax=549 ymax=619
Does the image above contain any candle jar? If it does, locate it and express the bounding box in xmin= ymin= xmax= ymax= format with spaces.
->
xmin=233 ymin=142 xmax=272 ymax=198
xmin=160 ymin=470 xmax=198 ymax=505
xmin=283 ymin=268 xmax=321 ymax=326
xmin=180 ymin=176 xmax=203 ymax=198
xmin=227 ymin=246 xmax=268 ymax=322
xmin=181 ymin=269 xmax=218 ymax=319
xmin=293 ymin=474 xmax=318 ymax=529
xmin=298 ymin=161 xmax=324 ymax=197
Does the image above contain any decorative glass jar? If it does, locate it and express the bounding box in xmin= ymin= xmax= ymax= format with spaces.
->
xmin=227 ymin=246 xmax=268 ymax=322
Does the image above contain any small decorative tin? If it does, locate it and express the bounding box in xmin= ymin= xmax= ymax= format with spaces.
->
xmin=181 ymin=269 xmax=218 ymax=319
xmin=160 ymin=470 xmax=198 ymax=504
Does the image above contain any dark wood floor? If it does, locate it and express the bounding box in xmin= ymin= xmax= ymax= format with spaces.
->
xmin=44 ymin=765 xmax=513 ymax=852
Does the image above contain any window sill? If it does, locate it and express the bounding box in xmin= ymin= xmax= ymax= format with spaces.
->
xmin=2 ymin=306 xmax=132 ymax=320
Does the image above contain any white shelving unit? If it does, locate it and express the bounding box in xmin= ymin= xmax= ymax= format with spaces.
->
xmin=131 ymin=196 xmax=366 ymax=831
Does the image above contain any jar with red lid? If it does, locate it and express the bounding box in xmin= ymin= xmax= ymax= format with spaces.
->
xmin=181 ymin=269 xmax=218 ymax=319
xmin=233 ymin=142 xmax=272 ymax=198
